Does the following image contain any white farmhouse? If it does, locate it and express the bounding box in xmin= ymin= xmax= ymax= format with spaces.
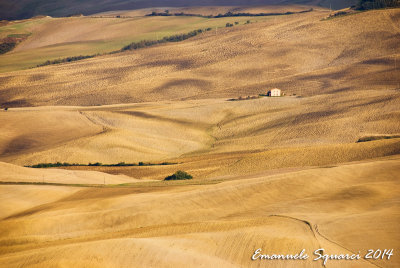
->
xmin=268 ymin=88 xmax=282 ymax=97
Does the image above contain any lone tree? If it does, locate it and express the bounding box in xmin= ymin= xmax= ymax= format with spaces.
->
xmin=164 ymin=170 xmax=193 ymax=181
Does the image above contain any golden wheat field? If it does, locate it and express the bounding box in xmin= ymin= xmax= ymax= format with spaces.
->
xmin=0 ymin=4 xmax=399 ymax=268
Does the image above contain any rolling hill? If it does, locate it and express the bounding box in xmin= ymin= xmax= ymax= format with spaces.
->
xmin=0 ymin=8 xmax=398 ymax=106
xmin=0 ymin=0 xmax=357 ymax=20
xmin=0 ymin=157 xmax=399 ymax=267
xmin=0 ymin=4 xmax=399 ymax=268
xmin=0 ymin=8 xmax=290 ymax=73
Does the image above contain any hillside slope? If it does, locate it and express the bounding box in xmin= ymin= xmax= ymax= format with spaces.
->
xmin=0 ymin=9 xmax=398 ymax=107
xmin=0 ymin=6 xmax=398 ymax=268
xmin=1 ymin=93 xmax=399 ymax=173
xmin=0 ymin=0 xmax=356 ymax=20
xmin=0 ymin=157 xmax=398 ymax=267
xmin=0 ymin=11 xmax=282 ymax=72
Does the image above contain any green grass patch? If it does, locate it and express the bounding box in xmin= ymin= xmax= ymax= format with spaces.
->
xmin=0 ymin=18 xmax=48 ymax=38
xmin=7 ymin=33 xmax=31 ymax=38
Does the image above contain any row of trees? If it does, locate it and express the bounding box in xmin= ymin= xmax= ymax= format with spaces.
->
xmin=213 ymin=10 xmax=313 ymax=18
xmin=122 ymin=28 xmax=212 ymax=51
xmin=37 ymin=54 xmax=98 ymax=67
xmin=147 ymin=9 xmax=314 ymax=18
xmin=27 ymin=161 xmax=176 ymax=168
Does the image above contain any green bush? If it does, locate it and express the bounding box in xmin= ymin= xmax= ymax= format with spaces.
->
xmin=164 ymin=170 xmax=193 ymax=181
xmin=89 ymin=162 xmax=102 ymax=166
xmin=226 ymin=23 xmax=234 ymax=27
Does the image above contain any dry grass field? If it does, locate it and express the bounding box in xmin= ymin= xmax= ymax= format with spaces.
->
xmin=0 ymin=161 xmax=138 ymax=184
xmin=0 ymin=5 xmax=399 ymax=268
xmin=95 ymin=5 xmax=318 ymax=17
xmin=0 ymin=93 xmax=399 ymax=176
xmin=0 ymin=5 xmax=311 ymax=72
xmin=0 ymin=8 xmax=399 ymax=104
xmin=0 ymin=157 xmax=399 ymax=267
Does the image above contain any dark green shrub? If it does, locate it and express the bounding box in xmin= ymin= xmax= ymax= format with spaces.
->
xmin=164 ymin=170 xmax=193 ymax=181
xmin=0 ymin=42 xmax=16 ymax=54
xmin=226 ymin=23 xmax=233 ymax=27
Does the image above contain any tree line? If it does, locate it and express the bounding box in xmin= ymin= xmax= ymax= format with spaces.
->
xmin=146 ymin=9 xmax=314 ymax=18
xmin=122 ymin=28 xmax=212 ymax=51
xmin=26 ymin=161 xmax=177 ymax=168
xmin=37 ymin=55 xmax=98 ymax=67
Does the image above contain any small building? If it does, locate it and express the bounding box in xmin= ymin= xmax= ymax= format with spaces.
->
xmin=267 ymin=88 xmax=282 ymax=97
